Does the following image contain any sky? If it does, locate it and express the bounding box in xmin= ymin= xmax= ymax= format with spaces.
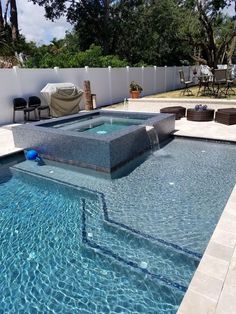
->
xmin=14 ymin=0 xmax=236 ymax=46
xmin=17 ymin=0 xmax=72 ymax=45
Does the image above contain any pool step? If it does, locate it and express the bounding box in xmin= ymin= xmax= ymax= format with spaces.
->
xmin=82 ymin=199 xmax=198 ymax=292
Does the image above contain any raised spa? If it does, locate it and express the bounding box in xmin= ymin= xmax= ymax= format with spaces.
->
xmin=13 ymin=110 xmax=175 ymax=172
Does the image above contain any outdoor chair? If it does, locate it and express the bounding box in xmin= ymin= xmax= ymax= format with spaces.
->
xmin=213 ymin=69 xmax=228 ymax=97
xmin=28 ymin=96 xmax=50 ymax=119
xmin=13 ymin=97 xmax=36 ymax=123
xmin=197 ymin=75 xmax=213 ymax=96
xmin=179 ymin=70 xmax=193 ymax=96
xmin=226 ymin=67 xmax=235 ymax=96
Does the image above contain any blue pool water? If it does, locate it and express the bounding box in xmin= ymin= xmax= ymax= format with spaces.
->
xmin=1 ymin=138 xmax=236 ymax=313
xmin=79 ymin=122 xmax=132 ymax=135
xmin=50 ymin=116 xmax=143 ymax=135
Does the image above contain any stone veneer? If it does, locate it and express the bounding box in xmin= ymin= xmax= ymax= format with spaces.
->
xmin=12 ymin=110 xmax=175 ymax=173
xmin=178 ymin=184 xmax=236 ymax=314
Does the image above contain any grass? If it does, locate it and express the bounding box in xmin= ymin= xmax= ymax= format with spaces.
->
xmin=149 ymin=86 xmax=236 ymax=99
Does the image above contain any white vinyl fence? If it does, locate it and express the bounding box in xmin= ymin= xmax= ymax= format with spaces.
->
xmin=0 ymin=65 xmax=193 ymax=125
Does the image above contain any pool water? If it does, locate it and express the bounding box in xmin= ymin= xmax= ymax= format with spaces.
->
xmin=0 ymin=172 xmax=182 ymax=313
xmin=1 ymin=138 xmax=236 ymax=313
xmin=51 ymin=116 xmax=143 ymax=135
xmin=80 ymin=122 xmax=135 ymax=135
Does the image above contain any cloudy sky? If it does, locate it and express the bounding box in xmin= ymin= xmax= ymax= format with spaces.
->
xmin=17 ymin=0 xmax=72 ymax=45
xmin=15 ymin=0 xmax=235 ymax=46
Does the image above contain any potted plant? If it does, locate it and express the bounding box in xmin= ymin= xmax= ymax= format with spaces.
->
xmin=129 ymin=81 xmax=143 ymax=99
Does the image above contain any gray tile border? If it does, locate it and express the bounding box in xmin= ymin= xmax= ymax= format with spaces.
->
xmin=11 ymin=110 xmax=175 ymax=172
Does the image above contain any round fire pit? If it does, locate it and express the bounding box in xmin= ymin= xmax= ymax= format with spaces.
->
xmin=187 ymin=109 xmax=215 ymax=122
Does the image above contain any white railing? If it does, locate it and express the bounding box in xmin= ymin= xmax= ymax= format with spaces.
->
xmin=0 ymin=65 xmax=193 ymax=125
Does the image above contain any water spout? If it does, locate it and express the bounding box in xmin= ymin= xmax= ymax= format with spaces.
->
xmin=146 ymin=126 xmax=160 ymax=151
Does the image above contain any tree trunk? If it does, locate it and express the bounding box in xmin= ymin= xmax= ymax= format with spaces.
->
xmin=102 ymin=0 xmax=111 ymax=54
xmin=4 ymin=0 xmax=9 ymax=27
xmin=197 ymin=1 xmax=218 ymax=68
xmin=0 ymin=1 xmax=4 ymax=33
xmin=227 ymin=1 xmax=236 ymax=65
xmin=10 ymin=0 xmax=18 ymax=42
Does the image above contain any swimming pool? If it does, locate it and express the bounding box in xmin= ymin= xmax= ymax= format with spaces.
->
xmin=1 ymin=138 xmax=236 ymax=313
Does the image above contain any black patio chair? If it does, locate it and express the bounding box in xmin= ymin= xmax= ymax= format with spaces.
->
xmin=13 ymin=97 xmax=36 ymax=123
xmin=213 ymin=69 xmax=228 ymax=97
xmin=197 ymin=75 xmax=213 ymax=96
xmin=179 ymin=70 xmax=193 ymax=96
xmin=226 ymin=67 xmax=235 ymax=96
xmin=28 ymin=96 xmax=50 ymax=120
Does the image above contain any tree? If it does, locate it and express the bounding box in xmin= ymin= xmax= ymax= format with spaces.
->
xmin=0 ymin=0 xmax=19 ymax=50
xmin=0 ymin=1 xmax=4 ymax=34
xmin=181 ymin=0 xmax=236 ymax=67
xmin=26 ymin=0 xmax=236 ymax=67
xmin=10 ymin=0 xmax=19 ymax=42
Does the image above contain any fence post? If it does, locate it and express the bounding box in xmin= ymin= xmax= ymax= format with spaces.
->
xmin=164 ymin=65 xmax=167 ymax=92
xmin=173 ymin=66 xmax=177 ymax=90
xmin=153 ymin=66 xmax=157 ymax=94
xmin=141 ymin=66 xmax=144 ymax=95
xmin=84 ymin=66 xmax=89 ymax=81
xmin=54 ymin=66 xmax=59 ymax=80
xmin=126 ymin=66 xmax=130 ymax=97
xmin=108 ymin=66 xmax=113 ymax=105
xmin=13 ymin=65 xmax=22 ymax=96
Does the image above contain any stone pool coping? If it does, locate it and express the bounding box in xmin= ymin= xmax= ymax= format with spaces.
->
xmin=177 ymin=184 xmax=236 ymax=314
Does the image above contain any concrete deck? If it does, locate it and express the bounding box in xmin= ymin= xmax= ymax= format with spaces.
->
xmin=175 ymin=118 xmax=236 ymax=142
xmin=0 ymin=124 xmax=22 ymax=157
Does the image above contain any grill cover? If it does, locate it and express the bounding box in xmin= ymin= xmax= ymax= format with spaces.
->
xmin=41 ymin=83 xmax=83 ymax=117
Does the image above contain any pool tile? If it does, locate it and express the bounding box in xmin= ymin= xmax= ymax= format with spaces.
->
xmin=189 ymin=270 xmax=224 ymax=302
xmin=205 ymin=241 xmax=234 ymax=262
xmin=197 ymin=254 xmax=229 ymax=281
xmin=224 ymin=268 xmax=236 ymax=289
xmin=217 ymin=214 xmax=236 ymax=234
xmin=215 ymin=285 xmax=236 ymax=314
xmin=177 ymin=289 xmax=216 ymax=314
xmin=230 ymin=193 xmax=236 ymax=203
xmin=211 ymin=229 xmax=236 ymax=248
xmin=224 ymin=200 xmax=236 ymax=216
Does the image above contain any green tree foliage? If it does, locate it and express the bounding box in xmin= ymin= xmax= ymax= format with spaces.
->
xmin=9 ymin=0 xmax=236 ymax=68
xmin=25 ymin=43 xmax=128 ymax=68
xmin=28 ymin=0 xmax=235 ymax=66
xmin=179 ymin=0 xmax=236 ymax=67
xmin=0 ymin=0 xmax=36 ymax=68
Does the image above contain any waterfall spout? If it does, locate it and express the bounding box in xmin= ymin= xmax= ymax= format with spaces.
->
xmin=146 ymin=126 xmax=160 ymax=151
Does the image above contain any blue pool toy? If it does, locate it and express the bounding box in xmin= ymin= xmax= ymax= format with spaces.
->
xmin=26 ymin=149 xmax=39 ymax=161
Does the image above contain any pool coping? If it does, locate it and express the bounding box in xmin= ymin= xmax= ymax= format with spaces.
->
xmin=177 ymin=183 xmax=236 ymax=314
